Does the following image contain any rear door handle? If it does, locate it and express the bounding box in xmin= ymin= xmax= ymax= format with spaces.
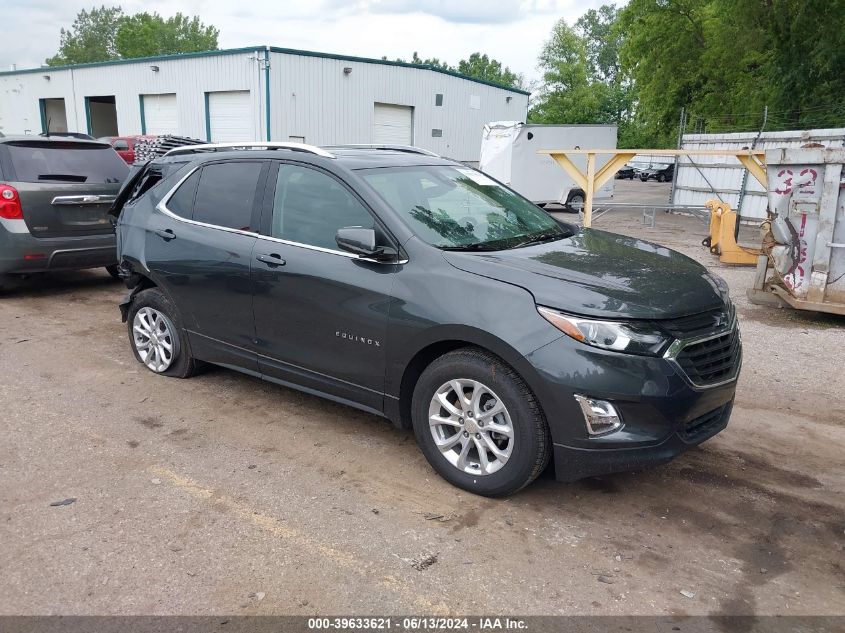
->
xmin=154 ymin=228 xmax=176 ymax=241
xmin=256 ymin=253 xmax=286 ymax=267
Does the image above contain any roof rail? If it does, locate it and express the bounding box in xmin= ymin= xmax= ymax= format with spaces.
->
xmin=162 ymin=142 xmax=335 ymax=159
xmin=326 ymin=144 xmax=440 ymax=157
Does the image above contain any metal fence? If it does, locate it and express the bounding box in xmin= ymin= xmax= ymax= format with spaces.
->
xmin=671 ymin=128 xmax=845 ymax=219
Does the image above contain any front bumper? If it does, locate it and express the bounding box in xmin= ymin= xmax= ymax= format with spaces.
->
xmin=523 ymin=335 xmax=738 ymax=481
xmin=0 ymin=223 xmax=116 ymax=275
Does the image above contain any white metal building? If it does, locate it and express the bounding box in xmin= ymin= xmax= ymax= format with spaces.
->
xmin=0 ymin=45 xmax=530 ymax=161
xmin=672 ymin=128 xmax=845 ymax=219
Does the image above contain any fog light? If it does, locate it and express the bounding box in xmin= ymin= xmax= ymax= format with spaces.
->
xmin=573 ymin=395 xmax=623 ymax=436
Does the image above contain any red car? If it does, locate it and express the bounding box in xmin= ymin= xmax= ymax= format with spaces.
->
xmin=99 ymin=135 xmax=155 ymax=165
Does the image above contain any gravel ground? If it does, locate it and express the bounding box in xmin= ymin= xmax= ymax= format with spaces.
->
xmin=1 ymin=180 xmax=843 ymax=617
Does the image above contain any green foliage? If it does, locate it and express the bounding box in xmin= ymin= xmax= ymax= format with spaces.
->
xmin=618 ymin=0 xmax=845 ymax=145
xmin=387 ymin=52 xmax=525 ymax=89
xmin=457 ymin=53 xmax=525 ymax=90
xmin=533 ymin=0 xmax=845 ymax=147
xmin=46 ymin=6 xmax=123 ymax=65
xmin=46 ymin=6 xmax=218 ymax=65
xmin=115 ymin=13 xmax=219 ymax=59
xmin=530 ymin=7 xmax=640 ymax=146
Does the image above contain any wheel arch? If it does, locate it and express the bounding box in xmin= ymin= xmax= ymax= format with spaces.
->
xmin=391 ymin=327 xmax=546 ymax=433
xmin=117 ymin=266 xmax=166 ymax=322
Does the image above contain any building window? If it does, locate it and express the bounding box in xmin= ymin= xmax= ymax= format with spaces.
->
xmin=435 ymin=94 xmax=443 ymax=106
xmin=431 ymin=129 xmax=443 ymax=138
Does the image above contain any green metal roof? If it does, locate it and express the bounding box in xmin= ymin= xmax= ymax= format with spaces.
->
xmin=0 ymin=45 xmax=531 ymax=96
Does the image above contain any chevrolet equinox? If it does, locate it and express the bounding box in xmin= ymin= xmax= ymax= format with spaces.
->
xmin=112 ymin=143 xmax=741 ymax=496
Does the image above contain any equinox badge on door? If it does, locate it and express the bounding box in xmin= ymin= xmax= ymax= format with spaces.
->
xmin=336 ymin=331 xmax=381 ymax=347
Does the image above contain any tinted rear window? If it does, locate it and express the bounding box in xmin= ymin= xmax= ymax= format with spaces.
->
xmin=6 ymin=142 xmax=128 ymax=184
xmin=192 ymin=162 xmax=262 ymax=231
xmin=167 ymin=170 xmax=200 ymax=218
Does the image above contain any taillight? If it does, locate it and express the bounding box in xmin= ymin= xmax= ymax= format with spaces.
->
xmin=0 ymin=184 xmax=23 ymax=220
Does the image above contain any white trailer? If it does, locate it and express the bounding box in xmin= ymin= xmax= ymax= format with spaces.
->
xmin=479 ymin=122 xmax=617 ymax=206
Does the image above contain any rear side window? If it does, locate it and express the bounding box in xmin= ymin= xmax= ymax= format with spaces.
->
xmin=6 ymin=141 xmax=128 ymax=184
xmin=192 ymin=162 xmax=262 ymax=231
xmin=167 ymin=170 xmax=200 ymax=218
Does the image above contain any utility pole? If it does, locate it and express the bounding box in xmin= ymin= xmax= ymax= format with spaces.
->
xmin=669 ymin=107 xmax=686 ymax=205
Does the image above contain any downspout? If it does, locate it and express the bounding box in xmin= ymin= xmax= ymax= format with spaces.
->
xmin=264 ymin=46 xmax=271 ymax=141
xmin=139 ymin=95 xmax=146 ymax=134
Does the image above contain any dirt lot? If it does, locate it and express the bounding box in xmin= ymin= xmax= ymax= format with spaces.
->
xmin=1 ymin=180 xmax=844 ymax=617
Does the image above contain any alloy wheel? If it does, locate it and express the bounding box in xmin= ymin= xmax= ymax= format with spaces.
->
xmin=132 ymin=307 xmax=178 ymax=373
xmin=428 ymin=379 xmax=514 ymax=476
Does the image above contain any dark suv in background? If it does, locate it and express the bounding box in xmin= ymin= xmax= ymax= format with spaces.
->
xmin=0 ymin=137 xmax=129 ymax=292
xmin=112 ymin=143 xmax=740 ymax=496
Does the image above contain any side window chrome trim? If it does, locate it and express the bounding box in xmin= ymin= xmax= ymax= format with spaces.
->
xmin=265 ymin=161 xmax=408 ymax=264
xmin=254 ymin=232 xmax=408 ymax=264
xmin=157 ymin=162 xmax=408 ymax=264
xmin=156 ymin=163 xmax=260 ymax=238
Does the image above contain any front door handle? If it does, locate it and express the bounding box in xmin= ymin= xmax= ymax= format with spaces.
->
xmin=256 ymin=253 xmax=286 ymax=267
xmin=154 ymin=228 xmax=176 ymax=242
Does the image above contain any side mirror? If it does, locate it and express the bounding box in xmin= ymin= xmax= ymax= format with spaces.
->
xmin=335 ymin=227 xmax=398 ymax=261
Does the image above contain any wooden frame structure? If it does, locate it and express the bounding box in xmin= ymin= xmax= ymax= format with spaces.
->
xmin=538 ymin=149 xmax=768 ymax=227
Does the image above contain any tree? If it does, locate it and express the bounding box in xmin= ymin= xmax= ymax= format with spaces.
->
xmin=385 ymin=52 xmax=525 ymax=89
xmin=47 ymin=6 xmax=218 ymax=66
xmin=46 ymin=6 xmax=124 ymax=65
xmin=457 ymin=53 xmax=525 ymax=90
xmin=529 ymin=9 xmax=641 ymax=144
xmin=617 ymin=0 xmax=845 ymax=144
xmin=115 ymin=13 xmax=219 ymax=58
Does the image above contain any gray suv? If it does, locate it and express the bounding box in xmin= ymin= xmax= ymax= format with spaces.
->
xmin=112 ymin=143 xmax=740 ymax=496
xmin=0 ymin=136 xmax=129 ymax=292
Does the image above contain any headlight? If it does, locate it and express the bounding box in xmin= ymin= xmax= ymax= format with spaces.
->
xmin=537 ymin=306 xmax=672 ymax=356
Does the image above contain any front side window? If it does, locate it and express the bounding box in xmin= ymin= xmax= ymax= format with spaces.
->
xmin=361 ymin=165 xmax=571 ymax=250
xmin=192 ymin=162 xmax=262 ymax=231
xmin=271 ymin=164 xmax=374 ymax=250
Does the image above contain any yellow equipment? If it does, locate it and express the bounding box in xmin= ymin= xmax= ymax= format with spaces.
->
xmin=702 ymin=200 xmax=761 ymax=265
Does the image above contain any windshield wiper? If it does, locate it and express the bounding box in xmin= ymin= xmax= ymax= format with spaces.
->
xmin=439 ymin=243 xmax=501 ymax=252
xmin=513 ymin=231 xmax=566 ymax=248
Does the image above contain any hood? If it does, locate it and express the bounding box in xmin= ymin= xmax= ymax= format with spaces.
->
xmin=443 ymin=229 xmax=727 ymax=320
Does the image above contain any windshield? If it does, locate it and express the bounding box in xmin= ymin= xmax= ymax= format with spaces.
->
xmin=360 ymin=165 xmax=572 ymax=250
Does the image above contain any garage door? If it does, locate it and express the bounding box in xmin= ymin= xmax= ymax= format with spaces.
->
xmin=142 ymin=93 xmax=178 ymax=135
xmin=373 ymin=103 xmax=413 ymax=145
xmin=207 ymin=91 xmax=254 ymax=143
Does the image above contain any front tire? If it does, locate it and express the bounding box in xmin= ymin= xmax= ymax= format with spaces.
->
xmin=127 ymin=287 xmax=198 ymax=378
xmin=411 ymin=348 xmax=551 ymax=496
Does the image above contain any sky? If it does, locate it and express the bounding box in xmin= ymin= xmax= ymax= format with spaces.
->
xmin=4 ymin=0 xmax=610 ymax=83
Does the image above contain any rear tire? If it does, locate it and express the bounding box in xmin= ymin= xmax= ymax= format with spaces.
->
xmin=411 ymin=348 xmax=551 ymax=497
xmin=127 ymin=288 xmax=198 ymax=378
